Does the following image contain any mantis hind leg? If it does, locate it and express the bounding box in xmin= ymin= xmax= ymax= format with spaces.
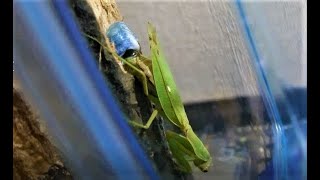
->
xmin=166 ymin=130 xmax=197 ymax=173
xmin=168 ymin=140 xmax=192 ymax=173
xmin=128 ymin=109 xmax=158 ymax=129
xmin=167 ymin=130 xmax=212 ymax=172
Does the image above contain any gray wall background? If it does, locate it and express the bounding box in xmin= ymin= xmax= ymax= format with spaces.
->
xmin=116 ymin=1 xmax=306 ymax=103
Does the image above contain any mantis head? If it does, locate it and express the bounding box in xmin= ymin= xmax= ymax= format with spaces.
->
xmin=121 ymin=49 xmax=143 ymax=66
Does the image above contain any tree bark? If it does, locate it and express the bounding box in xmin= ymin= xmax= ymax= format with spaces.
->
xmin=70 ymin=0 xmax=189 ymax=179
xmin=13 ymin=85 xmax=73 ymax=180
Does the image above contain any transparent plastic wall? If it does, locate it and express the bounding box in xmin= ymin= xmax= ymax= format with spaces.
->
xmin=115 ymin=1 xmax=306 ymax=179
xmin=235 ymin=1 xmax=306 ymax=180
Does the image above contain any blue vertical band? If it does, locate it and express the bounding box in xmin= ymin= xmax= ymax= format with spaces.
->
xmin=234 ymin=1 xmax=289 ymax=180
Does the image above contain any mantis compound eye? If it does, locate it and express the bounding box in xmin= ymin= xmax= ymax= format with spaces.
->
xmin=106 ymin=21 xmax=140 ymax=57
xmin=122 ymin=49 xmax=139 ymax=59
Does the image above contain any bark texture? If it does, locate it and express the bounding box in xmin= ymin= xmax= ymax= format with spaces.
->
xmin=13 ymin=87 xmax=73 ymax=180
xmin=69 ymin=0 xmax=189 ymax=179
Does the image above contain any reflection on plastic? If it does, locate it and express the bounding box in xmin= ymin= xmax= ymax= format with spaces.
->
xmin=235 ymin=1 xmax=306 ymax=180
xmin=13 ymin=1 xmax=158 ymax=180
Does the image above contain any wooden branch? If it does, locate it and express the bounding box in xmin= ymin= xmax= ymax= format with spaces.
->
xmin=70 ymin=0 xmax=190 ymax=178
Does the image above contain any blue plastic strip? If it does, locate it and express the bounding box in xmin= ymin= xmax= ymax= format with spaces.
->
xmin=235 ymin=1 xmax=289 ymax=180
xmin=237 ymin=3 xmax=306 ymax=179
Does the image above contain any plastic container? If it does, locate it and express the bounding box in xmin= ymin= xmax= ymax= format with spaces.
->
xmin=13 ymin=0 xmax=306 ymax=179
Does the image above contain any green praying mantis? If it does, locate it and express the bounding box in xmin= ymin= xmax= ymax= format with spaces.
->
xmin=84 ymin=22 xmax=212 ymax=173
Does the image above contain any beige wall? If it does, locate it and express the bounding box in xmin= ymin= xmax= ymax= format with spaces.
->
xmin=117 ymin=1 xmax=306 ymax=103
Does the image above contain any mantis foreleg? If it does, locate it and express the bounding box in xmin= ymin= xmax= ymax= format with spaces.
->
xmin=122 ymin=60 xmax=150 ymax=96
xmin=83 ymin=33 xmax=150 ymax=96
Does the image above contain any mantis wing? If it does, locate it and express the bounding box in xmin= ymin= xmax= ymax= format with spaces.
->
xmin=147 ymin=23 xmax=212 ymax=169
xmin=147 ymin=22 xmax=189 ymax=129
